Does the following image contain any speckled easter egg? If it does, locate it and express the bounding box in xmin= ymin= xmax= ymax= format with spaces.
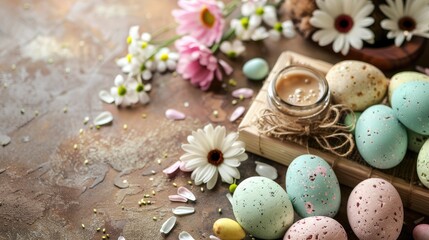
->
xmin=285 ymin=154 xmax=341 ymax=218
xmin=232 ymin=176 xmax=294 ymax=239
xmin=326 ymin=60 xmax=388 ymax=111
xmin=283 ymin=216 xmax=347 ymax=240
xmin=242 ymin=58 xmax=269 ymax=81
xmin=413 ymin=224 xmax=429 ymax=240
xmin=408 ymin=128 xmax=429 ymax=153
xmin=347 ymin=178 xmax=403 ymax=240
xmin=355 ymin=104 xmax=407 ymax=169
xmin=388 ymin=71 xmax=429 ymax=104
xmin=343 ymin=111 xmax=361 ymax=135
xmin=392 ymin=81 xmax=429 ymax=135
xmin=417 ymin=139 xmax=429 ymax=189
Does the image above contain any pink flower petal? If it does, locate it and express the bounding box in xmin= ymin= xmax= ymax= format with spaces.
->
xmin=162 ymin=161 xmax=181 ymax=175
xmin=229 ymin=106 xmax=246 ymax=122
xmin=232 ymin=88 xmax=254 ymax=98
xmin=177 ymin=186 xmax=196 ymax=201
xmin=165 ymin=109 xmax=186 ymax=120
xmin=168 ymin=195 xmax=188 ymax=203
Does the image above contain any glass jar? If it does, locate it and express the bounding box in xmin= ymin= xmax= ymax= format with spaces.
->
xmin=267 ymin=65 xmax=330 ymax=122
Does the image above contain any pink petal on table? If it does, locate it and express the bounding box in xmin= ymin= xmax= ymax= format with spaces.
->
xmin=168 ymin=195 xmax=188 ymax=203
xmin=229 ymin=106 xmax=245 ymax=122
xmin=232 ymin=88 xmax=253 ymax=98
xmin=162 ymin=161 xmax=181 ymax=175
xmin=165 ymin=109 xmax=186 ymax=120
xmin=179 ymin=161 xmax=192 ymax=172
xmin=177 ymin=186 xmax=196 ymax=201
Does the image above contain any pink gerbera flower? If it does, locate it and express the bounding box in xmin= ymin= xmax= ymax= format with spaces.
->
xmin=172 ymin=0 xmax=225 ymax=46
xmin=175 ymin=36 xmax=232 ymax=91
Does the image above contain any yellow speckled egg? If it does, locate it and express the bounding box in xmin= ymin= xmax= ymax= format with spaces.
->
xmin=388 ymin=71 xmax=429 ymax=104
xmin=326 ymin=60 xmax=388 ymax=111
xmin=417 ymin=139 xmax=429 ymax=189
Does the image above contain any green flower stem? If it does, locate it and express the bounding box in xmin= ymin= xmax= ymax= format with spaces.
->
xmin=142 ymin=34 xmax=182 ymax=67
xmin=223 ymin=0 xmax=240 ymax=18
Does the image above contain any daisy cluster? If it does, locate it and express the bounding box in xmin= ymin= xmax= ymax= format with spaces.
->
xmin=310 ymin=0 xmax=429 ymax=55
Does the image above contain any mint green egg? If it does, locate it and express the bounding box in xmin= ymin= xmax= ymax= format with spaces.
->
xmin=408 ymin=128 xmax=429 ymax=153
xmin=388 ymin=71 xmax=429 ymax=104
xmin=417 ymin=139 xmax=429 ymax=189
xmin=286 ymin=154 xmax=341 ymax=218
xmin=242 ymin=58 xmax=269 ymax=81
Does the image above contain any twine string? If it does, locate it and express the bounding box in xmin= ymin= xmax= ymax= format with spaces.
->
xmin=256 ymin=104 xmax=355 ymax=157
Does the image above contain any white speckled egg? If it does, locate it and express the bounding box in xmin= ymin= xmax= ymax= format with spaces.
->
xmin=408 ymin=128 xmax=429 ymax=153
xmin=232 ymin=177 xmax=294 ymax=239
xmin=347 ymin=178 xmax=403 ymax=240
xmin=388 ymin=71 xmax=429 ymax=104
xmin=326 ymin=60 xmax=388 ymax=111
xmin=355 ymin=104 xmax=407 ymax=169
xmin=283 ymin=216 xmax=347 ymax=240
xmin=417 ymin=139 xmax=429 ymax=189
xmin=392 ymin=81 xmax=429 ymax=135
xmin=286 ymin=154 xmax=341 ymax=218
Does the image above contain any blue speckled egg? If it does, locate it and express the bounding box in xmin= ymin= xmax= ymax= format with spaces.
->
xmin=232 ymin=176 xmax=294 ymax=239
xmin=242 ymin=58 xmax=269 ymax=81
xmin=355 ymin=104 xmax=408 ymax=169
xmin=285 ymin=154 xmax=341 ymax=218
xmin=392 ymin=81 xmax=429 ymax=135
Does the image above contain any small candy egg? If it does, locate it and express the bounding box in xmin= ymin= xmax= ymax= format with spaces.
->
xmin=232 ymin=176 xmax=294 ymax=239
xmin=326 ymin=60 xmax=388 ymax=111
xmin=286 ymin=154 xmax=341 ymax=218
xmin=417 ymin=139 xmax=429 ymax=189
xmin=388 ymin=71 xmax=429 ymax=104
xmin=408 ymin=128 xmax=429 ymax=153
xmin=343 ymin=111 xmax=361 ymax=135
xmin=413 ymin=224 xmax=429 ymax=240
xmin=347 ymin=178 xmax=403 ymax=240
xmin=283 ymin=216 xmax=347 ymax=240
xmin=391 ymin=81 xmax=429 ymax=135
xmin=242 ymin=58 xmax=269 ymax=81
xmin=355 ymin=104 xmax=407 ymax=169
xmin=213 ymin=218 xmax=245 ymax=240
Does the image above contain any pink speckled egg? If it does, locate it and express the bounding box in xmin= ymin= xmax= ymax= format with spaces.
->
xmin=413 ymin=224 xmax=429 ymax=240
xmin=283 ymin=216 xmax=347 ymax=240
xmin=347 ymin=178 xmax=403 ymax=240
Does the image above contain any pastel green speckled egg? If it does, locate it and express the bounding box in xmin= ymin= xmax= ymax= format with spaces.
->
xmin=232 ymin=176 xmax=294 ymax=239
xmin=392 ymin=81 xmax=429 ymax=135
xmin=344 ymin=111 xmax=362 ymax=135
xmin=355 ymin=104 xmax=407 ymax=169
xmin=242 ymin=58 xmax=269 ymax=81
xmin=388 ymin=71 xmax=429 ymax=104
xmin=417 ymin=139 xmax=429 ymax=189
xmin=408 ymin=128 xmax=429 ymax=153
xmin=286 ymin=154 xmax=341 ymax=218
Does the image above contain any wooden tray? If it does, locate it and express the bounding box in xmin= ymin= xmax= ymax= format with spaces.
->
xmin=238 ymin=51 xmax=429 ymax=216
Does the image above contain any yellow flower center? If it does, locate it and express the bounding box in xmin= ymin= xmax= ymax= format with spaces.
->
xmin=141 ymin=41 xmax=148 ymax=49
xmin=127 ymin=36 xmax=132 ymax=44
xmin=274 ymin=22 xmax=282 ymax=32
xmin=227 ymin=51 xmax=236 ymax=58
xmin=200 ymin=6 xmax=215 ymax=28
xmin=136 ymin=83 xmax=144 ymax=92
xmin=126 ymin=53 xmax=133 ymax=63
xmin=118 ymin=85 xmax=127 ymax=96
xmin=240 ymin=17 xmax=249 ymax=29
xmin=255 ymin=6 xmax=264 ymax=16
xmin=160 ymin=53 xmax=169 ymax=61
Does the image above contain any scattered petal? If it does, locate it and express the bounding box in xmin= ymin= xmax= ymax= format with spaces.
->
xmin=160 ymin=216 xmax=177 ymax=234
xmin=93 ymin=111 xmax=113 ymax=126
xmin=179 ymin=231 xmax=195 ymax=240
xmin=172 ymin=206 xmax=195 ymax=215
xmin=255 ymin=161 xmax=278 ymax=180
xmin=0 ymin=134 xmax=11 ymax=146
xmin=177 ymin=186 xmax=196 ymax=201
xmin=118 ymin=236 xmax=125 ymax=240
xmin=163 ymin=161 xmax=181 ymax=175
xmin=229 ymin=106 xmax=245 ymax=122
xmin=209 ymin=235 xmax=221 ymax=240
xmin=226 ymin=193 xmax=234 ymax=206
xmin=98 ymin=90 xmax=115 ymax=104
xmin=168 ymin=195 xmax=188 ymax=203
xmin=232 ymin=88 xmax=253 ymax=98
xmin=165 ymin=109 xmax=186 ymax=120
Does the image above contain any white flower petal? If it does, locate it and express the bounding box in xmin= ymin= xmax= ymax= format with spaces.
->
xmin=114 ymin=75 xmax=124 ymax=86
xmin=218 ymin=164 xmax=240 ymax=183
xmin=220 ymin=41 xmax=232 ymax=54
xmin=206 ymin=171 xmax=218 ymax=190
xmin=333 ymin=34 xmax=345 ymax=53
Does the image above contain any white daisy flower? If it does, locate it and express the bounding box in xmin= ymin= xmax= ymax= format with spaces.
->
xmin=251 ymin=26 xmax=269 ymax=41
xmin=110 ymin=75 xmax=139 ymax=106
xmin=231 ymin=17 xmax=258 ymax=41
xmin=269 ymin=20 xmax=296 ymax=41
xmin=116 ymin=54 xmax=143 ymax=77
xmin=241 ymin=0 xmax=278 ymax=27
xmin=220 ymin=39 xmax=246 ymax=58
xmin=310 ymin=0 xmax=375 ymax=55
xmin=380 ymin=0 xmax=429 ymax=47
xmin=126 ymin=26 xmax=141 ymax=56
xmin=180 ymin=124 xmax=248 ymax=190
xmin=128 ymin=80 xmax=150 ymax=105
xmin=155 ymin=47 xmax=179 ymax=73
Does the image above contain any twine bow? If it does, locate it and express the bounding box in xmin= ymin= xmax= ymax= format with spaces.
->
xmin=256 ymin=104 xmax=355 ymax=157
